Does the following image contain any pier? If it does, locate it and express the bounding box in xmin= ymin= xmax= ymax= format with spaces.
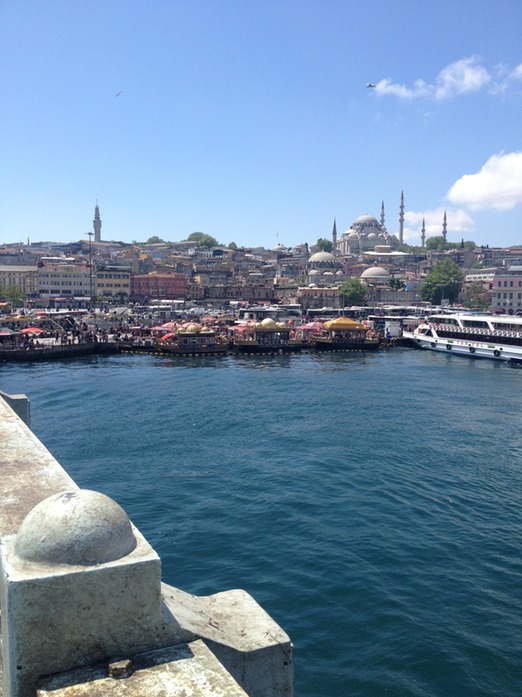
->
xmin=0 ymin=392 xmax=293 ymax=697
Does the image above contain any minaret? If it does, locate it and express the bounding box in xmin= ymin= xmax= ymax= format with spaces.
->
xmin=442 ymin=210 xmax=447 ymax=241
xmin=399 ymin=191 xmax=404 ymax=245
xmin=332 ymin=218 xmax=337 ymax=255
xmin=93 ymin=203 xmax=102 ymax=242
xmin=380 ymin=200 xmax=385 ymax=227
xmin=421 ymin=218 xmax=426 ymax=247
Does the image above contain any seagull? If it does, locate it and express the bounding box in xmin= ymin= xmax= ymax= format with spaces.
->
xmin=115 ymin=91 xmax=123 ymax=97
xmin=366 ymin=83 xmax=376 ymax=88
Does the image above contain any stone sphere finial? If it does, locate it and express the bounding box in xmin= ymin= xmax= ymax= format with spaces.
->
xmin=15 ymin=490 xmax=137 ymax=565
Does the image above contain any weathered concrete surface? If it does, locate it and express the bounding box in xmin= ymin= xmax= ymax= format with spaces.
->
xmin=0 ymin=393 xmax=294 ymax=697
xmin=0 ymin=398 xmax=77 ymax=537
xmin=0 ymin=393 xmax=29 ymax=427
xmin=1 ymin=529 xmax=167 ymax=697
xmin=36 ymin=641 xmax=249 ymax=696
xmin=162 ymin=585 xmax=294 ymax=697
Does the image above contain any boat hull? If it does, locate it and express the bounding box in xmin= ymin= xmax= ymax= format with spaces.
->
xmin=402 ymin=330 xmax=520 ymax=362
xmin=311 ymin=339 xmax=381 ymax=352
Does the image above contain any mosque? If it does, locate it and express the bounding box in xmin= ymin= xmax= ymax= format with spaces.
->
xmin=306 ymin=194 xmax=406 ymax=285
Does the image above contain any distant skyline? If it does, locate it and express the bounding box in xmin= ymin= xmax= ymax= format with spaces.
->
xmin=2 ymin=1 xmax=522 ymax=249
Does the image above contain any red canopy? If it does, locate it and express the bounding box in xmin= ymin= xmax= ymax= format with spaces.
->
xmin=20 ymin=327 xmax=45 ymax=334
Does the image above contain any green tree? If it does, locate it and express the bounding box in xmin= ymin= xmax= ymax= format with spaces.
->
xmin=339 ymin=278 xmax=368 ymax=306
xmin=146 ymin=236 xmax=165 ymax=244
xmin=425 ymin=236 xmax=447 ymax=251
xmin=463 ymin=282 xmax=490 ymax=310
xmin=316 ymin=238 xmax=333 ymax=253
xmin=420 ymin=259 xmax=463 ymax=304
xmin=228 ymin=241 xmax=238 ymax=250
xmin=389 ymin=277 xmax=405 ymax=290
xmin=0 ymin=283 xmax=26 ymax=307
xmin=188 ymin=232 xmax=219 ymax=249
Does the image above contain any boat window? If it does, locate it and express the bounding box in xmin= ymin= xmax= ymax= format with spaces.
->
xmin=462 ymin=320 xmax=489 ymax=328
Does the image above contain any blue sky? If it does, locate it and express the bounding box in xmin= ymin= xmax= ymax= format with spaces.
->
xmin=2 ymin=0 xmax=522 ymax=249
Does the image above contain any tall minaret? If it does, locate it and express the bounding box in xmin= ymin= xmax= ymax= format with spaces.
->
xmin=332 ymin=218 xmax=337 ymax=254
xmin=380 ymin=200 xmax=385 ymax=227
xmin=442 ymin=210 xmax=447 ymax=241
xmin=93 ymin=203 xmax=102 ymax=242
xmin=421 ymin=218 xmax=426 ymax=247
xmin=399 ymin=191 xmax=404 ymax=245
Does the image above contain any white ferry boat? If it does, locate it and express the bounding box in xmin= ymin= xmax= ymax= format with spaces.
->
xmin=403 ymin=313 xmax=522 ymax=363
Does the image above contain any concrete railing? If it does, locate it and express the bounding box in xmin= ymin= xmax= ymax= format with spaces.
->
xmin=0 ymin=394 xmax=293 ymax=697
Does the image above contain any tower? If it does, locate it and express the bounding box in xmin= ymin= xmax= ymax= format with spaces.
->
xmin=93 ymin=203 xmax=102 ymax=243
xmin=421 ymin=218 xmax=426 ymax=248
xmin=399 ymin=191 xmax=404 ymax=246
xmin=332 ymin=218 xmax=337 ymax=254
xmin=380 ymin=200 xmax=385 ymax=228
xmin=442 ymin=210 xmax=447 ymax=241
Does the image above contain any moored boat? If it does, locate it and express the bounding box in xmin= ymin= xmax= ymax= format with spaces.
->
xmin=159 ymin=323 xmax=229 ymax=356
xmin=402 ymin=312 xmax=522 ymax=362
xmin=310 ymin=316 xmax=381 ymax=351
xmin=233 ymin=317 xmax=304 ymax=354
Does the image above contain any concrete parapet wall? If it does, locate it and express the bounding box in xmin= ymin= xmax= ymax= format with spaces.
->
xmin=0 ymin=397 xmax=293 ymax=697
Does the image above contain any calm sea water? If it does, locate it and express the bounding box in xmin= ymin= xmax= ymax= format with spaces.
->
xmin=1 ymin=348 xmax=521 ymax=697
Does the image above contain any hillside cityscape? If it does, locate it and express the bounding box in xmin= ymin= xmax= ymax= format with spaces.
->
xmin=0 ymin=201 xmax=520 ymax=315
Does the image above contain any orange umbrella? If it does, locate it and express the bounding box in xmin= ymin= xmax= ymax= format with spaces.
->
xmin=20 ymin=327 xmax=45 ymax=334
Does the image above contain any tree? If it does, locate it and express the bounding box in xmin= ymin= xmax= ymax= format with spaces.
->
xmin=0 ymin=283 xmax=26 ymax=307
xmin=463 ymin=282 xmax=490 ymax=310
xmin=339 ymin=278 xmax=368 ymax=307
xmin=316 ymin=238 xmax=333 ymax=253
xmin=420 ymin=259 xmax=463 ymax=304
xmin=146 ymin=236 xmax=166 ymax=244
xmin=389 ymin=277 xmax=405 ymax=290
xmin=228 ymin=242 xmax=238 ymax=250
xmin=425 ymin=236 xmax=447 ymax=251
xmin=188 ymin=232 xmax=219 ymax=249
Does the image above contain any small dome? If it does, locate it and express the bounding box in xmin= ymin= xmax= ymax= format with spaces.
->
xmin=323 ymin=271 xmax=335 ymax=277
xmin=308 ymin=250 xmax=335 ymax=263
xmin=347 ymin=231 xmax=358 ymax=238
xmin=367 ymin=232 xmax=377 ymax=239
xmin=184 ymin=322 xmax=202 ymax=333
xmin=361 ymin=266 xmax=389 ymax=280
xmin=309 ymin=269 xmax=320 ymax=276
xmin=276 ymin=322 xmax=287 ymax=329
xmin=261 ymin=317 xmax=277 ymax=329
xmin=335 ymin=270 xmax=344 ymax=276
xmin=15 ymin=490 xmax=136 ymax=566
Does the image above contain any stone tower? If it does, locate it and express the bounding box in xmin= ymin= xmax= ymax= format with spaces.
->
xmin=332 ymin=218 xmax=337 ymax=254
xmin=93 ymin=204 xmax=102 ymax=243
xmin=421 ymin=218 xmax=426 ymax=247
xmin=380 ymin=200 xmax=385 ymax=228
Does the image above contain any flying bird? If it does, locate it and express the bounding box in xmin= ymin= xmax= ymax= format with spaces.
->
xmin=115 ymin=91 xmax=123 ymax=97
xmin=366 ymin=83 xmax=376 ymax=88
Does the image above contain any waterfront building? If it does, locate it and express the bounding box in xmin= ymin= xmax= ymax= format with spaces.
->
xmin=0 ymin=264 xmax=39 ymax=297
xmin=95 ymin=264 xmax=132 ymax=300
xmin=37 ymin=258 xmax=92 ymax=300
xmin=491 ymin=264 xmax=522 ymax=314
xmin=131 ymin=270 xmax=188 ymax=302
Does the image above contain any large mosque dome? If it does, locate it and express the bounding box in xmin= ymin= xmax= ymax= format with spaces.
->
xmin=308 ymin=250 xmax=336 ymax=263
xmin=337 ymin=209 xmax=399 ymax=256
xmin=360 ymin=266 xmax=390 ymax=283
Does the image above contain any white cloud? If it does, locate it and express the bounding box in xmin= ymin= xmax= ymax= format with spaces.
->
xmin=511 ymin=64 xmax=522 ymax=81
xmin=403 ymin=208 xmax=474 ymax=243
xmin=375 ymin=56 xmax=491 ymax=101
xmin=447 ymin=152 xmax=522 ymax=210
